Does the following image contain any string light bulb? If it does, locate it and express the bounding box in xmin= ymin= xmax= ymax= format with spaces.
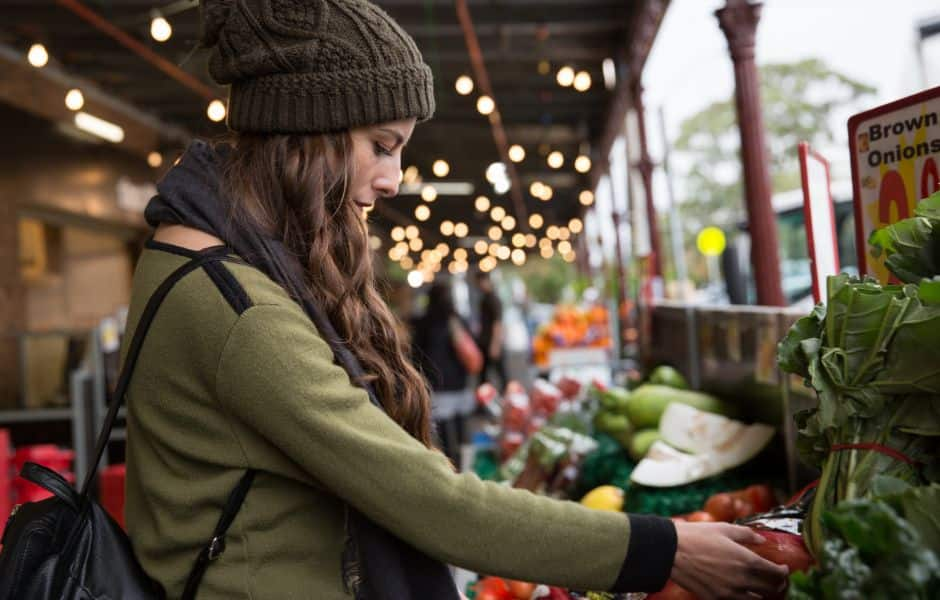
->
xmin=573 ymin=71 xmax=592 ymax=92
xmin=511 ymin=249 xmax=526 ymax=266
xmin=65 ymin=89 xmax=84 ymax=111
xmin=150 ymin=15 xmax=172 ymax=42
xmin=454 ymin=222 xmax=469 ymax=238
xmin=432 ymin=160 xmax=450 ymax=178
xmin=147 ymin=151 xmax=163 ymax=168
xmin=415 ymin=204 xmax=431 ymax=221
xmin=28 ymin=43 xmax=49 ymax=68
xmin=501 ymin=215 xmax=516 ymax=231
xmin=556 ymin=66 xmax=574 ymax=87
xmin=579 ymin=190 xmax=595 ymax=206
xmin=490 ymin=206 xmax=506 ymax=222
xmin=476 ymin=95 xmax=495 ymax=115
xmin=475 ymin=195 xmax=490 ymax=212
xmin=455 ymin=75 xmax=474 ymax=95
xmin=440 ymin=220 xmax=455 ymax=236
xmin=529 ymin=213 xmax=544 ymax=229
xmin=421 ymin=185 xmax=438 ymax=202
xmin=569 ymin=218 xmax=583 ymax=233
xmin=391 ymin=226 xmax=406 ymax=241
xmin=207 ymin=99 xmax=226 ymax=122
xmin=508 ymin=144 xmax=526 ymax=163
xmin=574 ymin=155 xmax=592 ymax=173
xmin=547 ymin=151 xmax=564 ymax=169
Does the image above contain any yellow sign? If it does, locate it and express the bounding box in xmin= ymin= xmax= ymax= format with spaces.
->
xmin=696 ymin=227 xmax=726 ymax=257
xmin=849 ymin=88 xmax=940 ymax=282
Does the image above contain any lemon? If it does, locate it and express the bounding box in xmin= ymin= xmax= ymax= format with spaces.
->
xmin=580 ymin=485 xmax=624 ymax=512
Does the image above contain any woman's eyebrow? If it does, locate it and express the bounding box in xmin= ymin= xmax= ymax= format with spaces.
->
xmin=376 ymin=128 xmax=406 ymax=148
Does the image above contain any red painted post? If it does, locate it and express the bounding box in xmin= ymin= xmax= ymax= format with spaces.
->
xmin=716 ymin=0 xmax=786 ymax=306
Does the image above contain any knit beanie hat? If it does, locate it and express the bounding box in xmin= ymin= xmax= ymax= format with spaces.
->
xmin=199 ymin=0 xmax=435 ymax=133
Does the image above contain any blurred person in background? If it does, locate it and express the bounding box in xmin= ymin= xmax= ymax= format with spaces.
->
xmin=474 ymin=271 xmax=507 ymax=389
xmin=411 ymin=281 xmax=471 ymax=465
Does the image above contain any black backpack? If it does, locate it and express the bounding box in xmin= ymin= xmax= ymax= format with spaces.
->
xmin=0 ymin=249 xmax=255 ymax=600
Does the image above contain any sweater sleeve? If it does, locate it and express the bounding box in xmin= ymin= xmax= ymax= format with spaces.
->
xmin=215 ymin=303 xmax=676 ymax=592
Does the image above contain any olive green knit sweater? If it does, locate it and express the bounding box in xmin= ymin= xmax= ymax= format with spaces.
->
xmin=122 ymin=240 xmax=676 ymax=599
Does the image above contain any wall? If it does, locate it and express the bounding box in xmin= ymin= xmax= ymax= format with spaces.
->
xmin=0 ymin=102 xmax=153 ymax=407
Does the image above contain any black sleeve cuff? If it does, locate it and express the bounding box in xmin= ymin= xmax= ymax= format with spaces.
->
xmin=608 ymin=514 xmax=678 ymax=593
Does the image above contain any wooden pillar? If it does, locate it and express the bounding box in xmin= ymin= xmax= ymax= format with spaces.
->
xmin=716 ymin=0 xmax=785 ymax=306
xmin=611 ymin=211 xmax=630 ymax=359
xmin=632 ymin=81 xmax=664 ymax=278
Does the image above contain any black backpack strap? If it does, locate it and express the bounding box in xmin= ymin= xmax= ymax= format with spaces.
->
xmin=75 ymin=246 xmax=258 ymax=598
xmin=79 ymin=246 xmax=234 ymax=499
xmin=180 ymin=468 xmax=257 ymax=600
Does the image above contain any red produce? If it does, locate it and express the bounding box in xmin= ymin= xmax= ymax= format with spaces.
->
xmin=507 ymin=579 xmax=537 ymax=599
xmin=744 ymin=484 xmax=774 ymax=513
xmin=476 ymin=383 xmax=499 ymax=407
xmin=744 ymin=529 xmax=814 ymax=574
xmin=531 ymin=379 xmax=562 ymax=416
xmin=647 ymin=580 xmax=698 ymax=600
xmin=704 ymin=492 xmax=736 ymax=522
xmin=545 ymin=587 xmax=570 ymax=600
xmin=555 ymin=377 xmax=581 ymax=399
xmin=476 ymin=577 xmax=514 ymax=600
xmin=686 ymin=511 xmax=715 ymax=522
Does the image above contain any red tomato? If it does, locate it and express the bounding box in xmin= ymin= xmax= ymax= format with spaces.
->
xmin=507 ymin=579 xmax=537 ymax=599
xmin=733 ymin=497 xmax=755 ymax=520
xmin=744 ymin=530 xmax=814 ymax=574
xmin=686 ymin=511 xmax=715 ymax=522
xmin=704 ymin=493 xmax=736 ymax=522
xmin=476 ymin=577 xmax=513 ymax=600
xmin=745 ymin=484 xmax=775 ymax=513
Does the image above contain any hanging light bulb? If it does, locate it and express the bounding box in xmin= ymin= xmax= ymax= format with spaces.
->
xmin=556 ymin=66 xmax=575 ymax=87
xmin=421 ymin=185 xmax=438 ymax=202
xmin=512 ymin=233 xmax=526 ymax=248
xmin=147 ymin=151 xmax=163 ymax=168
xmin=150 ymin=14 xmax=173 ymax=42
xmin=475 ymin=195 xmax=491 ymax=212
xmin=391 ymin=226 xmax=406 ymax=241
xmin=508 ymin=144 xmax=526 ymax=163
xmin=579 ymin=190 xmax=595 ymax=206
xmin=497 ymin=246 xmax=511 ymax=261
xmin=525 ymin=234 xmax=537 ymax=248
xmin=409 ymin=237 xmax=424 ymax=252
xmin=501 ymin=215 xmax=516 ymax=231
xmin=405 ymin=225 xmax=419 ymax=239
xmin=537 ymin=60 xmax=551 ymax=75
xmin=558 ymin=240 xmax=573 ymax=255
xmin=574 ymin=155 xmax=592 ymax=173
xmin=573 ymin=71 xmax=592 ymax=92
xmin=490 ymin=206 xmax=506 ymax=222
xmin=474 ymin=240 xmax=489 ymax=255
xmin=432 ymin=159 xmax=450 ymax=178
xmin=454 ymin=222 xmax=469 ymax=238
xmin=476 ymin=95 xmax=495 ymax=115
xmin=529 ymin=213 xmax=544 ymax=229
xmin=563 ymin=250 xmax=577 ymax=263
xmin=402 ymin=165 xmax=420 ymax=184
xmin=440 ymin=220 xmax=455 ymax=236
xmin=569 ymin=218 xmax=583 ymax=234
xmin=540 ymin=245 xmax=554 ymax=259
xmin=455 ymin=75 xmax=474 ymax=95
xmin=547 ymin=151 xmax=564 ymax=169
xmin=27 ymin=43 xmax=49 ymax=68
xmin=207 ymin=99 xmax=227 ymax=122
xmin=540 ymin=185 xmax=553 ymax=201
xmin=529 ymin=181 xmax=545 ymax=198
xmin=511 ymin=249 xmax=526 ymax=266
xmin=488 ymin=226 xmax=503 ymax=241
xmin=64 ymin=88 xmax=85 ymax=111
xmin=415 ymin=204 xmax=431 ymax=221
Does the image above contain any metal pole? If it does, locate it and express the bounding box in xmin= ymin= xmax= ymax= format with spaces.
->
xmin=658 ymin=106 xmax=689 ymax=298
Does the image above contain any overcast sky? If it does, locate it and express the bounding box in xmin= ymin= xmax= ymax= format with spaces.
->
xmin=641 ymin=0 xmax=940 ymax=208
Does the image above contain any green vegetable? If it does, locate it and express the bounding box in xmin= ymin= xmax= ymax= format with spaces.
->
xmin=648 ymin=365 xmax=688 ymax=389
xmin=778 ymin=272 xmax=940 ymax=557
xmin=629 ymin=429 xmax=661 ymax=462
xmin=868 ymin=191 xmax=940 ymax=283
xmin=626 ymin=384 xmax=730 ymax=428
xmin=788 ymin=498 xmax=940 ymax=599
xmin=598 ymin=387 xmax=631 ymax=415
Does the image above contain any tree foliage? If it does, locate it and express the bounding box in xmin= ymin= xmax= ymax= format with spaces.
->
xmin=674 ymin=58 xmax=876 ymax=233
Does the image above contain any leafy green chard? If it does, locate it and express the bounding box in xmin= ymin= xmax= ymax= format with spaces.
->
xmin=778 ymin=192 xmax=940 ymax=559
xmin=788 ymin=495 xmax=940 ymax=599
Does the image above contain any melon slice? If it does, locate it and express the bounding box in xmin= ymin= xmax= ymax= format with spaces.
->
xmin=630 ymin=441 xmax=722 ymax=487
xmin=631 ymin=404 xmax=775 ymax=487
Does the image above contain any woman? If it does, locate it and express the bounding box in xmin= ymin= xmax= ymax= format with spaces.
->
xmin=411 ymin=281 xmax=473 ymax=465
xmin=122 ymin=1 xmax=789 ymax=598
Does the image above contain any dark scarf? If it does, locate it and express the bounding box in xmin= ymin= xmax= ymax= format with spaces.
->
xmin=145 ymin=140 xmax=459 ymax=600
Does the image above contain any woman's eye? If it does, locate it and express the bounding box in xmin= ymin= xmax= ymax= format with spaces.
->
xmin=374 ymin=142 xmax=393 ymax=157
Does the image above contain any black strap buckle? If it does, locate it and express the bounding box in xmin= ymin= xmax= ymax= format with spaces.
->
xmin=207 ymin=535 xmax=226 ymax=561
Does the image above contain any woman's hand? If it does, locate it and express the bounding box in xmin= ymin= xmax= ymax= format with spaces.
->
xmin=670 ymin=521 xmax=790 ymax=599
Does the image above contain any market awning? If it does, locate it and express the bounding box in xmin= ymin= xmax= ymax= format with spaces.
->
xmin=0 ymin=0 xmax=669 ymax=252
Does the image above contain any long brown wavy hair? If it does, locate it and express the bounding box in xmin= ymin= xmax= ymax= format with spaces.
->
xmin=220 ymin=132 xmax=433 ymax=447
